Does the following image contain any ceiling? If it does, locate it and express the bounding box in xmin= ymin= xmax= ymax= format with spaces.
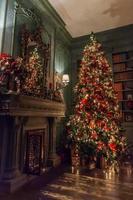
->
xmin=48 ymin=0 xmax=133 ymax=38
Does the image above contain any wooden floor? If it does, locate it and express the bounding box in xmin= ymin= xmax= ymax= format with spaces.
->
xmin=1 ymin=165 xmax=133 ymax=200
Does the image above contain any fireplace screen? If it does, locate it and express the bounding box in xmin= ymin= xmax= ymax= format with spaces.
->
xmin=25 ymin=129 xmax=44 ymax=175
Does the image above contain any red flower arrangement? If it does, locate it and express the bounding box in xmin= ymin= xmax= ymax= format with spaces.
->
xmin=0 ymin=53 xmax=11 ymax=59
xmin=0 ymin=53 xmax=25 ymax=93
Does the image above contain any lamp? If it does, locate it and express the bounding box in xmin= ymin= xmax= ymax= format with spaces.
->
xmin=62 ymin=74 xmax=70 ymax=87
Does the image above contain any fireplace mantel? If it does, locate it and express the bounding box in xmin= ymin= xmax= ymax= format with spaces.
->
xmin=0 ymin=94 xmax=66 ymax=117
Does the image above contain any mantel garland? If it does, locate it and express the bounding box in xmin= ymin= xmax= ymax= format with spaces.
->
xmin=0 ymin=52 xmax=63 ymax=102
xmin=0 ymin=52 xmax=45 ymax=96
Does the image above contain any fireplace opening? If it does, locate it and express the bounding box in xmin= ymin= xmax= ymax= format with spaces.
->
xmin=24 ymin=129 xmax=45 ymax=175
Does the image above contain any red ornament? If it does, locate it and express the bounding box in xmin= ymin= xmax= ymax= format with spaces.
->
xmin=81 ymin=94 xmax=89 ymax=105
xmin=108 ymin=142 xmax=116 ymax=152
xmin=81 ymin=98 xmax=88 ymax=105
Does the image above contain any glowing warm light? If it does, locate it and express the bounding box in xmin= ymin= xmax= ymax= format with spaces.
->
xmin=62 ymin=74 xmax=69 ymax=84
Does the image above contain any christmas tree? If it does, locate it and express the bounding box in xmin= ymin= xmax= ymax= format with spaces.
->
xmin=67 ymin=33 xmax=126 ymax=164
xmin=23 ymin=48 xmax=43 ymax=95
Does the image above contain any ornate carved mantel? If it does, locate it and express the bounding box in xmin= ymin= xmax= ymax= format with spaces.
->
xmin=0 ymin=94 xmax=66 ymax=194
xmin=0 ymin=94 xmax=65 ymax=117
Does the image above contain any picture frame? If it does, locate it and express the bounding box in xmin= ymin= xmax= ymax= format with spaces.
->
xmin=20 ymin=25 xmax=51 ymax=96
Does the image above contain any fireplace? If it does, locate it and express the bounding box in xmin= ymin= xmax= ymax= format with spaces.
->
xmin=0 ymin=94 xmax=65 ymax=193
xmin=24 ymin=129 xmax=45 ymax=175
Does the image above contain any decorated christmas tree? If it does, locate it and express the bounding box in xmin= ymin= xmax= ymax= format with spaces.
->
xmin=23 ymin=48 xmax=43 ymax=95
xmin=67 ymin=33 xmax=126 ymax=165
